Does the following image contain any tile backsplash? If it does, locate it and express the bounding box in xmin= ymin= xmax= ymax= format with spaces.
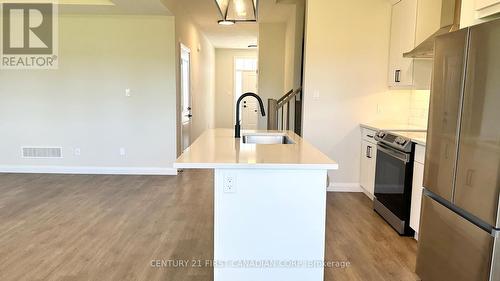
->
xmin=373 ymin=89 xmax=430 ymax=129
xmin=409 ymin=90 xmax=430 ymax=128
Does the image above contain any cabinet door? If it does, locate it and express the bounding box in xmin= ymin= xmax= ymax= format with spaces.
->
xmin=388 ymin=0 xmax=417 ymax=87
xmin=475 ymin=0 xmax=500 ymax=18
xmin=360 ymin=140 xmax=376 ymax=196
xmin=410 ymin=162 xmax=424 ymax=235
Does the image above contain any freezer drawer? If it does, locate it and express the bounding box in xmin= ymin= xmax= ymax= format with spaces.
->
xmin=416 ymin=193 xmax=494 ymax=281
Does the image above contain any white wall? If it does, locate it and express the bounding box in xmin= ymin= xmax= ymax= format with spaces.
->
xmin=0 ymin=15 xmax=177 ymax=174
xmin=284 ymin=5 xmax=297 ymax=92
xmin=302 ymin=0 xmax=393 ymax=186
xmin=162 ymin=0 xmax=216 ymax=154
xmin=214 ymin=48 xmax=258 ymax=129
xmin=258 ymin=23 xmax=286 ymax=129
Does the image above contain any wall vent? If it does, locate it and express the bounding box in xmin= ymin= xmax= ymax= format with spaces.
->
xmin=22 ymin=147 xmax=63 ymax=158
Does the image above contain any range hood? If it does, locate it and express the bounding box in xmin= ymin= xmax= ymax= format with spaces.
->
xmin=403 ymin=0 xmax=462 ymax=58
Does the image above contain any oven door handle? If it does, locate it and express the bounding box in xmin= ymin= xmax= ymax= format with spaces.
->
xmin=377 ymin=144 xmax=410 ymax=163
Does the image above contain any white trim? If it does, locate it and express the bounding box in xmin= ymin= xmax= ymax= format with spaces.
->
xmin=327 ymin=182 xmax=363 ymax=192
xmin=0 ymin=166 xmax=178 ymax=176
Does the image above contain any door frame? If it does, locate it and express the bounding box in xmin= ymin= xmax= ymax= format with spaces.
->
xmin=233 ymin=56 xmax=258 ymax=126
xmin=179 ymin=43 xmax=192 ymax=154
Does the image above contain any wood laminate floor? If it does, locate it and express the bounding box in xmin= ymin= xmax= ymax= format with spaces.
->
xmin=0 ymin=170 xmax=419 ymax=281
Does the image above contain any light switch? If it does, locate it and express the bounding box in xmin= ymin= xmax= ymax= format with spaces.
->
xmin=120 ymin=147 xmax=126 ymax=156
xmin=125 ymin=89 xmax=131 ymax=97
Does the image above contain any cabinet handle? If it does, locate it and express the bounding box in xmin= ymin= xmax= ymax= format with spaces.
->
xmin=367 ymin=135 xmax=374 ymax=139
xmin=395 ymin=70 xmax=401 ymax=83
xmin=366 ymin=146 xmax=372 ymax=159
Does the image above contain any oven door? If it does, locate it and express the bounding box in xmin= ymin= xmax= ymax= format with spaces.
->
xmin=374 ymin=144 xmax=412 ymax=221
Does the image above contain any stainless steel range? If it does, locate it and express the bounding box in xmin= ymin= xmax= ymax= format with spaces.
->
xmin=373 ymin=130 xmax=415 ymax=236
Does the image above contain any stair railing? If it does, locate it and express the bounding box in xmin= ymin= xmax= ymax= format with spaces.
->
xmin=267 ymin=87 xmax=302 ymax=133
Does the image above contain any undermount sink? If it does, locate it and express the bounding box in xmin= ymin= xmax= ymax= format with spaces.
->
xmin=242 ymin=134 xmax=294 ymax=145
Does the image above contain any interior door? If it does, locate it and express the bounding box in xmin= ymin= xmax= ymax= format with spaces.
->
xmin=454 ymin=20 xmax=500 ymax=227
xmin=180 ymin=45 xmax=192 ymax=152
xmin=240 ymin=71 xmax=258 ymax=130
xmin=423 ymin=29 xmax=469 ymax=201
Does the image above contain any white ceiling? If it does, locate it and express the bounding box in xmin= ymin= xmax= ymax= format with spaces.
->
xmin=57 ymin=0 xmax=171 ymax=15
xmin=55 ymin=0 xmax=295 ymax=48
xmin=174 ymin=0 xmax=296 ymax=49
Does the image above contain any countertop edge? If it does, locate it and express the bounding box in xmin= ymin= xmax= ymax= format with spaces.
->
xmin=174 ymin=163 xmax=339 ymax=170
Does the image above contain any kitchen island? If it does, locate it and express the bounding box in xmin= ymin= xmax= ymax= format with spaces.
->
xmin=174 ymin=129 xmax=338 ymax=281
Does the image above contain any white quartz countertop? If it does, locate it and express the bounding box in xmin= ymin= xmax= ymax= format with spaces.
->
xmin=360 ymin=121 xmax=427 ymax=132
xmin=174 ymin=129 xmax=339 ymax=170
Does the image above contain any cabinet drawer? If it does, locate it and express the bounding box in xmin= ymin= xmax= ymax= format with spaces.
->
xmin=415 ymin=144 xmax=426 ymax=164
xmin=362 ymin=128 xmax=377 ymax=143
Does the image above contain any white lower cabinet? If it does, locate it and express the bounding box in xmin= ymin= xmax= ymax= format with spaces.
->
xmin=410 ymin=144 xmax=426 ymax=239
xmin=360 ymin=135 xmax=377 ymax=199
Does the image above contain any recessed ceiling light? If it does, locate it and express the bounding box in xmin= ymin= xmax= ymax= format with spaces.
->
xmin=218 ymin=20 xmax=236 ymax=26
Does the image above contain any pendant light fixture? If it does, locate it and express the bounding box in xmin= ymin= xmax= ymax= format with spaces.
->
xmin=215 ymin=0 xmax=259 ymax=24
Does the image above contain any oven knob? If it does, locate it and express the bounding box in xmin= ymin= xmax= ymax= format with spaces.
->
xmin=377 ymin=132 xmax=386 ymax=138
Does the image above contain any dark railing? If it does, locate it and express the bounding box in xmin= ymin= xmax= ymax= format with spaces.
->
xmin=267 ymin=87 xmax=302 ymax=134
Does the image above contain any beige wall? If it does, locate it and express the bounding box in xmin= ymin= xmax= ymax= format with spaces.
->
xmin=284 ymin=5 xmax=297 ymax=92
xmin=303 ymin=0 xmax=393 ymax=185
xmin=258 ymin=23 xmax=286 ymax=129
xmin=0 ymin=15 xmax=177 ymax=173
xmin=163 ymin=0 xmax=216 ymax=154
xmin=214 ymin=48 xmax=258 ymax=129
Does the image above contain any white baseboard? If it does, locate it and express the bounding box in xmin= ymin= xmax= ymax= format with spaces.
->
xmin=327 ymin=182 xmax=363 ymax=192
xmin=0 ymin=166 xmax=178 ymax=176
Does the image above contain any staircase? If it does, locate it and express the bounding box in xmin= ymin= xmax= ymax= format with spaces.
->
xmin=267 ymin=87 xmax=303 ymax=135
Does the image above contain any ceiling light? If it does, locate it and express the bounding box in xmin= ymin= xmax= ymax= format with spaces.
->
xmin=218 ymin=20 xmax=236 ymax=26
xmin=214 ymin=0 xmax=258 ymax=23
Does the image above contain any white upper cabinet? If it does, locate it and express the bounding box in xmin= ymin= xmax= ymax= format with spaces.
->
xmin=475 ymin=0 xmax=500 ymax=18
xmin=388 ymin=0 xmax=418 ymax=88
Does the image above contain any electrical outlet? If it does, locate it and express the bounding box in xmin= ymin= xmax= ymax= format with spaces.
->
xmin=313 ymin=91 xmax=320 ymax=101
xmin=120 ymin=147 xmax=126 ymax=156
xmin=223 ymin=174 xmax=236 ymax=193
xmin=74 ymin=148 xmax=81 ymax=156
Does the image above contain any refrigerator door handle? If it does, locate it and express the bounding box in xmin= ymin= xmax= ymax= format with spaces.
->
xmin=466 ymin=169 xmax=475 ymax=187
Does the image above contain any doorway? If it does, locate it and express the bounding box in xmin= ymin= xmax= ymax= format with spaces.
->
xmin=180 ymin=44 xmax=192 ymax=152
xmin=234 ymin=57 xmax=258 ymax=130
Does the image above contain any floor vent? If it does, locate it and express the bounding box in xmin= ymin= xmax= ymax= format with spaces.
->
xmin=22 ymin=147 xmax=63 ymax=158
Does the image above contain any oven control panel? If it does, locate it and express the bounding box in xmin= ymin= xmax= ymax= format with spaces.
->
xmin=375 ymin=131 xmax=413 ymax=153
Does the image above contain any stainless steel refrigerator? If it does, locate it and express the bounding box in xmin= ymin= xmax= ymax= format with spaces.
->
xmin=416 ymin=20 xmax=500 ymax=281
